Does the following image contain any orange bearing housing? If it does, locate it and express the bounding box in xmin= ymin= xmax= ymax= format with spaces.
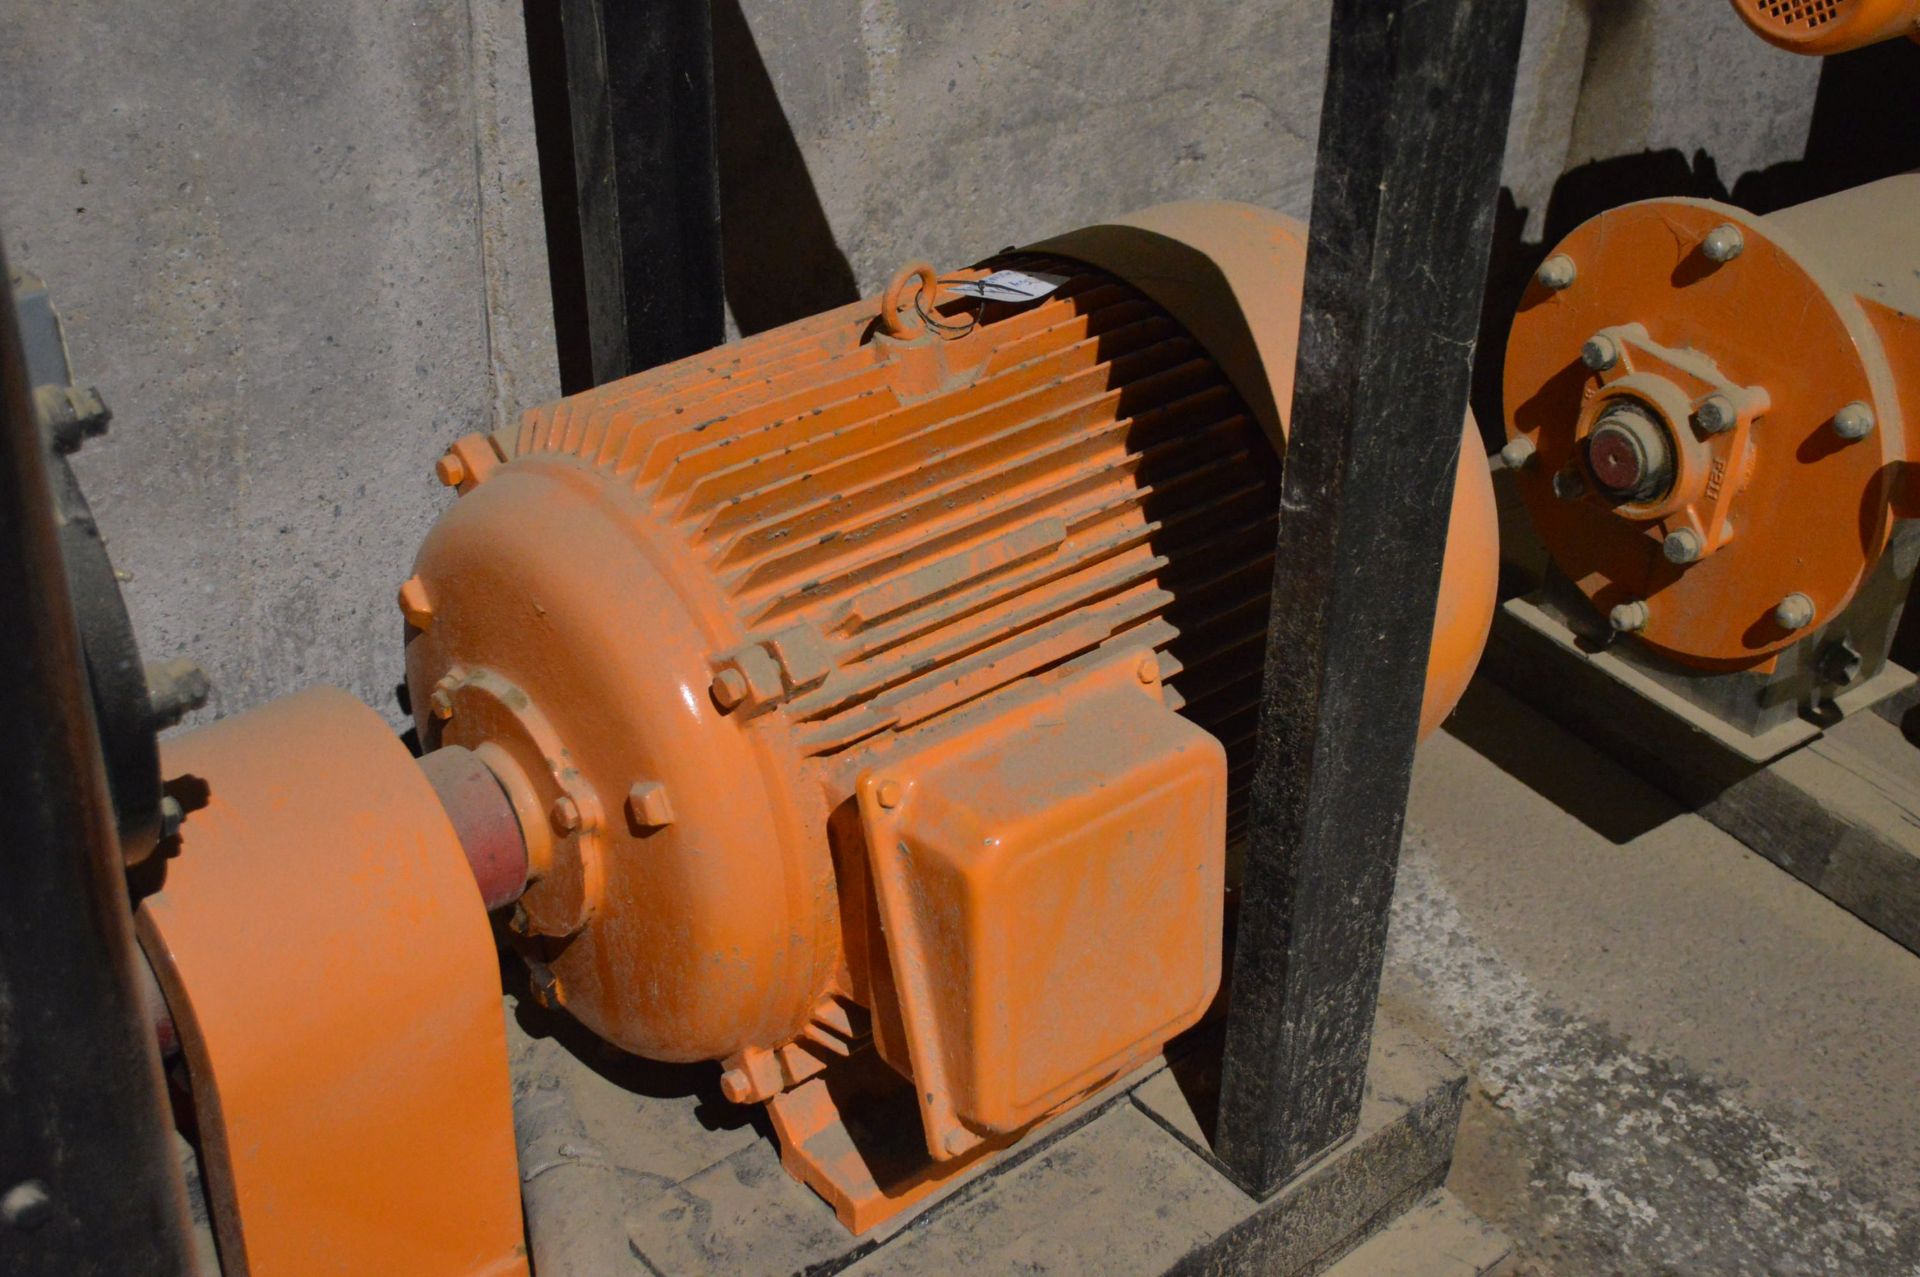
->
xmin=404 ymin=202 xmax=1496 ymax=1227
xmin=1504 ymin=176 xmax=1920 ymax=671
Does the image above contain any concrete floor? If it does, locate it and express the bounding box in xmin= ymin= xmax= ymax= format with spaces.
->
xmin=1388 ymin=680 xmax=1920 ymax=1275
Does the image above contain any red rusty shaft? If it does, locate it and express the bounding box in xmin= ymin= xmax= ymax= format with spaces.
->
xmin=418 ymin=746 xmax=529 ymax=911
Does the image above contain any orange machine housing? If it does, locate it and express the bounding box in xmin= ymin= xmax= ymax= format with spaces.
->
xmin=1730 ymin=0 xmax=1920 ymax=52
xmin=1504 ymin=175 xmax=1920 ymax=674
xmin=136 ymin=690 xmax=527 ymax=1277
xmin=404 ymin=202 xmax=1497 ymax=1229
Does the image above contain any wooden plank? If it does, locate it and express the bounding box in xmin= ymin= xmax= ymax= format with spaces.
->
xmin=1216 ymin=0 xmax=1527 ymax=1198
xmin=555 ymin=0 xmax=724 ymax=382
xmin=1482 ymin=601 xmax=1920 ymax=955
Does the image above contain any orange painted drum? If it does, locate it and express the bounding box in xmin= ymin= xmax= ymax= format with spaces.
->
xmin=1730 ymin=0 xmax=1920 ymax=53
xmin=403 ymin=202 xmax=1497 ymax=1227
xmin=1504 ymin=176 xmax=1920 ymax=670
xmin=136 ymin=689 xmax=527 ymax=1276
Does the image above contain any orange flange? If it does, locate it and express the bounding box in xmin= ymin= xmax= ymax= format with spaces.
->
xmin=1504 ymin=177 xmax=1920 ymax=670
xmin=136 ymin=689 xmax=526 ymax=1277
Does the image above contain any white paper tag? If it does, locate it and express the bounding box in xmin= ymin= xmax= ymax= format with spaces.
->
xmin=947 ymin=269 xmax=1069 ymax=304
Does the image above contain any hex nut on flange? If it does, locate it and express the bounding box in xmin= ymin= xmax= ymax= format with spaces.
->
xmin=1833 ymin=401 xmax=1876 ymax=441
xmin=1774 ymin=592 xmax=1816 ymax=631
xmin=1498 ymin=436 xmax=1536 ymax=470
xmin=1580 ymin=333 xmax=1620 ymax=372
xmin=1609 ymin=600 xmax=1650 ymax=633
xmin=1702 ymin=223 xmax=1745 ymax=263
xmin=709 ymin=668 xmax=749 ymax=710
xmin=1663 ymin=529 xmax=1702 ymax=564
xmin=1536 ymin=254 xmax=1577 ymax=291
xmin=1694 ymin=394 xmax=1736 ymax=435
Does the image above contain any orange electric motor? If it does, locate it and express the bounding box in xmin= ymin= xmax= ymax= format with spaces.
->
xmin=1730 ymin=0 xmax=1920 ymax=53
xmin=403 ymin=202 xmax=1497 ymax=1229
xmin=1502 ymin=176 xmax=1920 ymax=737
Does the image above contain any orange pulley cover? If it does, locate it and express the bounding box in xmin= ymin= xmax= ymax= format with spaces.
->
xmin=403 ymin=202 xmax=1496 ymax=1227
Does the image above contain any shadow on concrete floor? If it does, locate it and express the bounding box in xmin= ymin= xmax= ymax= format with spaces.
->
xmin=1438 ymin=677 xmax=1681 ymax=845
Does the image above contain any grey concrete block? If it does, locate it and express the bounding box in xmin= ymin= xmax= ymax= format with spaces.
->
xmin=1322 ymin=1189 xmax=1511 ymax=1277
xmin=0 ymin=0 xmax=555 ymax=725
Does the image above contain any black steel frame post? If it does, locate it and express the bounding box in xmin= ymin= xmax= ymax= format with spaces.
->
xmin=0 ymin=254 xmax=195 ymax=1269
xmin=1213 ymin=0 xmax=1527 ymax=1197
xmin=558 ymin=0 xmax=726 ymax=382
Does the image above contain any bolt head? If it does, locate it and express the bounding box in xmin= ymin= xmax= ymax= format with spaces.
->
xmin=2 ymin=1181 xmax=51 ymax=1231
xmin=157 ymin=795 xmax=185 ymax=841
xmin=720 ymin=1067 xmax=753 ymax=1104
xmin=1136 ymin=655 xmax=1159 ymax=684
xmin=1774 ymin=592 xmax=1815 ymax=632
xmin=1498 ymin=436 xmax=1536 ymax=470
xmin=943 ymin=1128 xmax=971 ymax=1156
xmin=434 ymin=453 xmax=468 ymax=488
xmin=1609 ymin=600 xmax=1649 ymax=633
xmin=396 ymin=576 xmax=434 ymax=631
xmin=549 ymin=794 xmax=582 ymax=834
xmin=1694 ymin=394 xmax=1736 ymax=435
xmin=1580 ymin=333 xmax=1620 ymax=372
xmin=428 ymin=687 xmax=455 ymax=720
xmin=709 ymin=667 xmax=749 ymax=710
xmin=1662 ymin=529 xmax=1702 ymax=564
xmin=1833 ymin=401 xmax=1875 ymax=441
xmin=1536 ymin=254 xmax=1577 ymax=291
xmin=626 ymin=780 xmax=674 ymax=828
xmin=1702 ymin=223 xmax=1745 ymax=263
xmin=1552 ymin=469 xmax=1586 ymax=500
xmin=876 ymin=779 xmax=904 ymax=809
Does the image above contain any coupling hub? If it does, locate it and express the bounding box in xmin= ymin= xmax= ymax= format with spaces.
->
xmin=1586 ymin=401 xmax=1673 ymax=502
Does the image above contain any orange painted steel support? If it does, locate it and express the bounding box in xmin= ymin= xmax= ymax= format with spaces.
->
xmin=405 ymin=201 xmax=1498 ymax=1232
xmin=1730 ymin=0 xmax=1920 ymax=53
xmin=136 ymin=689 xmax=527 ymax=1277
xmin=1504 ymin=175 xmax=1920 ymax=671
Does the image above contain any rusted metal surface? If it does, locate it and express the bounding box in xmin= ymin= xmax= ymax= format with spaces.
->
xmin=136 ymin=689 xmax=526 ymax=1276
xmin=1503 ymin=175 xmax=1920 ymax=672
xmin=404 ymin=201 xmax=1498 ymax=1230
xmin=419 ymin=744 xmax=530 ymax=911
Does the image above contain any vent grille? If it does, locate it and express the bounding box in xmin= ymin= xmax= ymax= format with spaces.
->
xmin=1748 ymin=0 xmax=1850 ymax=29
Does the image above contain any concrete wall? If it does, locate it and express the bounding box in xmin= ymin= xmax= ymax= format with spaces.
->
xmin=0 ymin=0 xmax=555 ymax=724
xmin=1 ymin=0 xmax=1818 ymax=725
